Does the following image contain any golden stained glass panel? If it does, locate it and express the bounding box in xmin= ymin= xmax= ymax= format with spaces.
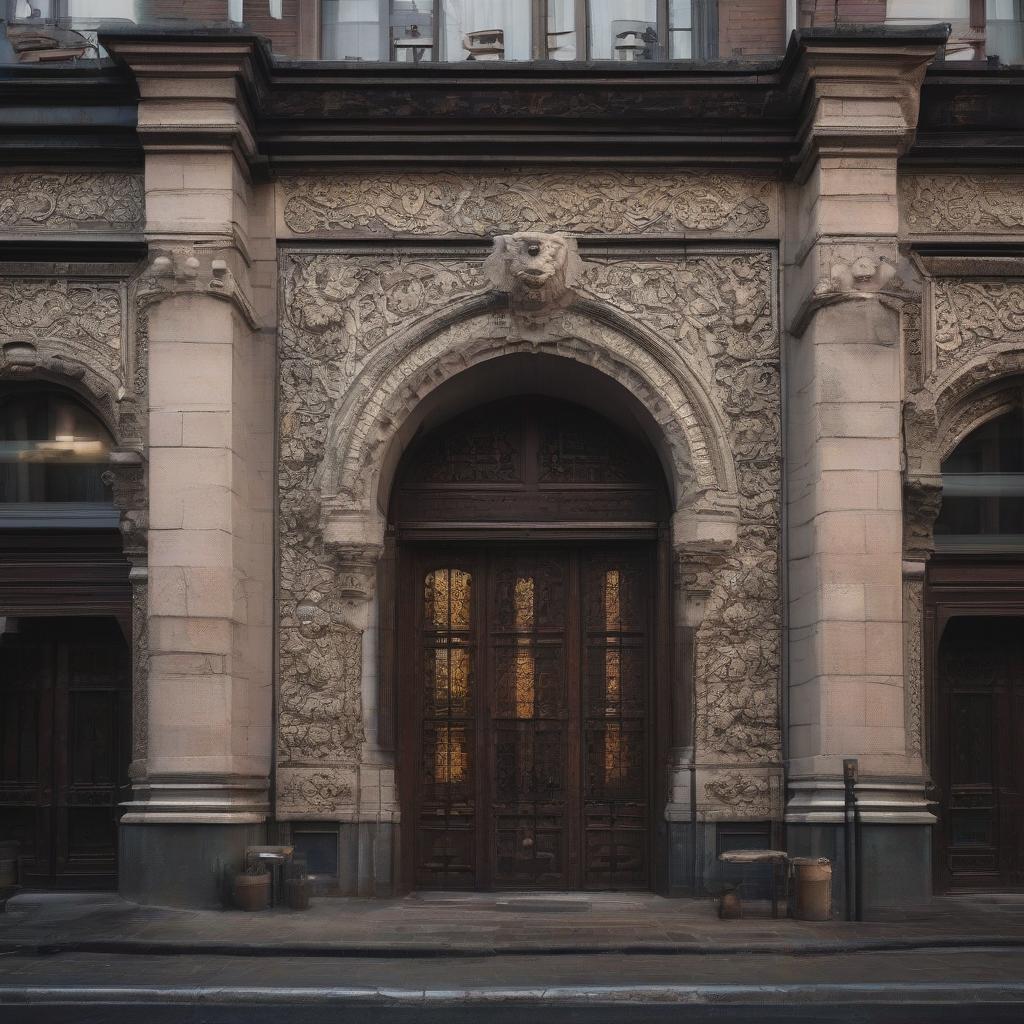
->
xmin=434 ymin=724 xmax=468 ymax=784
xmin=424 ymin=568 xmax=472 ymax=630
xmin=513 ymin=576 xmax=535 ymax=719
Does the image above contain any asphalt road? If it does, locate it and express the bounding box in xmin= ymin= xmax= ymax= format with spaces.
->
xmin=2 ymin=948 xmax=1024 ymax=1022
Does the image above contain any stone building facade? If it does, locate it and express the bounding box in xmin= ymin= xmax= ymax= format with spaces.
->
xmin=0 ymin=15 xmax=1022 ymax=908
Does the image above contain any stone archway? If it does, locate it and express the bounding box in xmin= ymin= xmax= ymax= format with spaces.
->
xmin=276 ymin=241 xmax=783 ymax=894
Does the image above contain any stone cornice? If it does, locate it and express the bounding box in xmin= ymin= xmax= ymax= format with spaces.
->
xmin=791 ymin=29 xmax=948 ymax=181
xmin=100 ymin=28 xmax=264 ymax=169
xmin=6 ymin=25 xmax=1015 ymax=172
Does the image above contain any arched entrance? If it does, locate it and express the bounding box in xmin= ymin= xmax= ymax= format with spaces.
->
xmin=392 ymin=396 xmax=671 ymax=891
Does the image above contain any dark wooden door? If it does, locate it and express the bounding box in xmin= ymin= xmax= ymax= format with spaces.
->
xmin=405 ymin=545 xmax=652 ymax=891
xmin=0 ymin=617 xmax=130 ymax=889
xmin=936 ymin=617 xmax=1024 ymax=891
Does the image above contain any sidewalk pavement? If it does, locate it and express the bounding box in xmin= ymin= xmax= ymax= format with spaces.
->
xmin=2 ymin=889 xmax=1024 ymax=957
xmin=2 ymin=893 xmax=1024 ymax=1021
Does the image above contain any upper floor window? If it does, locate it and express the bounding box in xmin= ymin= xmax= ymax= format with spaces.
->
xmin=319 ymin=0 xmax=779 ymax=61
xmin=0 ymin=389 xmax=113 ymax=505
xmin=934 ymin=404 xmax=1024 ymax=552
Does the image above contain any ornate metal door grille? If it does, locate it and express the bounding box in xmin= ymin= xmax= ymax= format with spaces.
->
xmin=408 ymin=545 xmax=652 ymax=891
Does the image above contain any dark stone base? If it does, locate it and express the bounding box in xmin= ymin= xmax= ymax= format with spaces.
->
xmin=786 ymin=822 xmax=932 ymax=918
xmin=119 ymin=822 xmax=266 ymax=909
xmin=338 ymin=822 xmax=397 ymax=897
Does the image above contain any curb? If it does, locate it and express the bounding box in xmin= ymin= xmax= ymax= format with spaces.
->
xmin=2 ymin=935 xmax=1024 ymax=959
xmin=2 ymin=981 xmax=1024 ymax=1006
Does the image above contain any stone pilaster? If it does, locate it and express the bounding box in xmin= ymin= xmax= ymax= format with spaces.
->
xmin=784 ymin=30 xmax=942 ymax=909
xmin=104 ymin=32 xmax=275 ymax=907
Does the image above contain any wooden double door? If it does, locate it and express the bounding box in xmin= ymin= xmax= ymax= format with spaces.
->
xmin=402 ymin=544 xmax=653 ymax=891
xmin=936 ymin=616 xmax=1024 ymax=891
xmin=0 ymin=617 xmax=130 ymax=889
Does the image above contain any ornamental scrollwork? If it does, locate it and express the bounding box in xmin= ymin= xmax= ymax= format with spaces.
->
xmin=902 ymin=174 xmax=1024 ymax=234
xmin=933 ymin=279 xmax=1024 ymax=375
xmin=277 ymin=767 xmax=357 ymax=816
xmin=701 ymin=771 xmax=781 ymax=821
xmin=281 ymin=171 xmax=773 ymax=237
xmin=278 ymin=246 xmax=781 ymax=799
xmin=0 ymin=172 xmax=143 ymax=231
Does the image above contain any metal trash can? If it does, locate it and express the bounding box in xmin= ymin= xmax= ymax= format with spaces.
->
xmin=790 ymin=857 xmax=832 ymax=921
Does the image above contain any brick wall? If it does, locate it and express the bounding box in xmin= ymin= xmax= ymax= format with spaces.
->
xmin=716 ymin=0 xmax=787 ymax=58
xmin=798 ymin=0 xmax=888 ymax=27
xmin=140 ymin=1 xmax=302 ymax=57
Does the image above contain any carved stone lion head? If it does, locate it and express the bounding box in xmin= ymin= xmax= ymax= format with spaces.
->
xmin=483 ymin=232 xmax=583 ymax=315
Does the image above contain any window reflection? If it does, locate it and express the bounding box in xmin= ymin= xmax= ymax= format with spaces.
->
xmin=392 ymin=0 xmax=434 ymax=60
xmin=323 ymin=0 xmax=382 ymax=60
xmin=935 ymin=406 xmax=1024 ymax=549
xmin=545 ymin=0 xmax=578 ymax=59
xmin=0 ymin=391 xmax=113 ymax=504
xmin=442 ymin=0 xmax=531 ymax=60
xmin=588 ymin=0 xmax=659 ymax=60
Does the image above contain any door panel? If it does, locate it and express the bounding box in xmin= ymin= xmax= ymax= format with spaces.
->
xmin=938 ymin=617 xmax=1024 ymax=891
xmin=0 ymin=618 xmax=129 ymax=889
xmin=408 ymin=545 xmax=652 ymax=891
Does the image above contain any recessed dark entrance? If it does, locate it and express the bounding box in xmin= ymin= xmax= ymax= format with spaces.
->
xmin=0 ymin=617 xmax=130 ymax=889
xmin=935 ymin=616 xmax=1024 ymax=892
xmin=392 ymin=396 xmax=670 ymax=891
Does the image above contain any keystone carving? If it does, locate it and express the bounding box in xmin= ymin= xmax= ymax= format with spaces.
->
xmin=484 ymin=232 xmax=583 ymax=317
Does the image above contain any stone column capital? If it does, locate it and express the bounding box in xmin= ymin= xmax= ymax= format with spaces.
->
xmin=791 ymin=28 xmax=948 ymax=177
xmin=99 ymin=28 xmax=264 ymax=167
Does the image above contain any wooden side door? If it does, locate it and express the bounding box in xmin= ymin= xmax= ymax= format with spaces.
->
xmin=53 ymin=619 xmax=131 ymax=888
xmin=937 ymin=617 xmax=1024 ymax=891
xmin=0 ymin=622 xmax=54 ymax=886
xmin=0 ymin=617 xmax=129 ymax=889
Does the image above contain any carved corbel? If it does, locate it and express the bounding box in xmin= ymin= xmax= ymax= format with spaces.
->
xmin=325 ymin=541 xmax=383 ymax=604
xmin=102 ymin=447 xmax=148 ymax=562
xmin=790 ymin=256 xmax=919 ymax=338
xmin=903 ymin=474 xmax=943 ymax=563
xmin=137 ymin=249 xmax=260 ymax=330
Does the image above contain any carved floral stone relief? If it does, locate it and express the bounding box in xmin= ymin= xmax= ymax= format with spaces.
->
xmin=281 ymin=172 xmax=775 ymax=237
xmin=933 ymin=278 xmax=1024 ymax=376
xmin=278 ymin=245 xmax=781 ymax=814
xmin=277 ymin=766 xmax=358 ymax=817
xmin=0 ymin=172 xmax=144 ymax=231
xmin=902 ymin=175 xmax=1024 ymax=234
xmin=0 ymin=277 xmax=127 ymax=434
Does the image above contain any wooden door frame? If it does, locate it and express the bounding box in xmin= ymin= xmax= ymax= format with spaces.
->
xmin=926 ymin=555 xmax=1024 ymax=894
xmin=396 ymin=528 xmax=671 ymax=894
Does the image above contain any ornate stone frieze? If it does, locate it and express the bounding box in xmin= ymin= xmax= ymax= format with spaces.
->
xmin=284 ymin=253 xmax=482 ymax=366
xmin=933 ymin=278 xmax=1024 ymax=375
xmin=700 ymin=770 xmax=781 ymax=822
xmin=902 ymin=174 xmax=1024 ymax=234
xmin=0 ymin=278 xmax=126 ymax=433
xmin=0 ymin=172 xmax=144 ymax=232
xmin=281 ymin=172 xmax=775 ymax=237
xmin=277 ymin=766 xmax=357 ymax=817
xmin=279 ymin=590 xmax=366 ymax=766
